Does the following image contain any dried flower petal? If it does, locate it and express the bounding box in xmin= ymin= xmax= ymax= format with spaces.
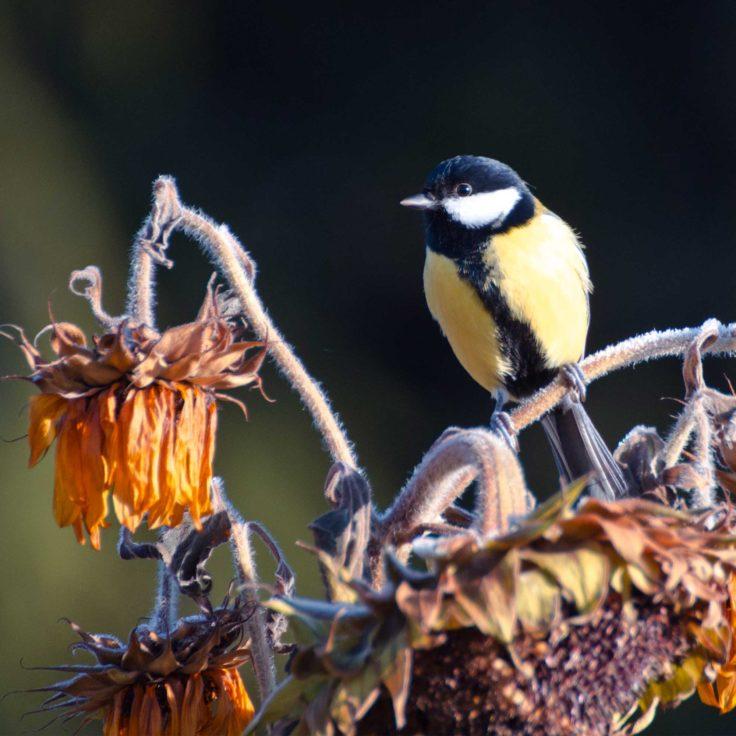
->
xmin=4 ymin=281 xmax=265 ymax=546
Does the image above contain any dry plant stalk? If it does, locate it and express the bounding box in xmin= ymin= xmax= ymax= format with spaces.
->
xmin=10 ymin=176 xmax=736 ymax=736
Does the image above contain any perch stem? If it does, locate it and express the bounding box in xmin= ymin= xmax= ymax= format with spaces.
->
xmin=511 ymin=323 xmax=736 ymax=432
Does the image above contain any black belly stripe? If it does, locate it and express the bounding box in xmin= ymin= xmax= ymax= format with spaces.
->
xmin=456 ymin=256 xmax=557 ymax=400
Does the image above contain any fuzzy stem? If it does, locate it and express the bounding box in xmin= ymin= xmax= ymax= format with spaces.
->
xmin=511 ymin=323 xmax=736 ymax=432
xmin=147 ymin=176 xmax=356 ymax=468
xmin=212 ymin=480 xmax=276 ymax=701
xmin=126 ymin=245 xmax=157 ymax=326
xmin=125 ymin=178 xmax=179 ymax=327
xmin=663 ymin=404 xmax=697 ymax=468
xmin=691 ymin=395 xmax=717 ymax=508
xmin=378 ymin=428 xmax=530 ymax=548
xmin=151 ymin=561 xmax=178 ymax=633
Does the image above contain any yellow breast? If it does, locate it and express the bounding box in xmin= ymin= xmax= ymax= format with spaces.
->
xmin=484 ymin=211 xmax=591 ymax=368
xmin=423 ymin=249 xmax=508 ymax=393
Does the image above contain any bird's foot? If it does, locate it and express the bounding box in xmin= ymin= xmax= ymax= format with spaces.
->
xmin=490 ymin=410 xmax=519 ymax=452
xmin=561 ymin=363 xmax=587 ymax=403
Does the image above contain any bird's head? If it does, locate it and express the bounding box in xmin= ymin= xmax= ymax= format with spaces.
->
xmin=401 ymin=155 xmax=535 ymax=237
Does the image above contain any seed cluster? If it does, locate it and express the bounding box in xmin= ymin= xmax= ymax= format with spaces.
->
xmin=359 ymin=595 xmax=690 ymax=736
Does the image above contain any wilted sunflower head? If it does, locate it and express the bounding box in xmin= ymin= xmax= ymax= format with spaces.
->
xmin=2 ymin=279 xmax=265 ymax=547
xmin=33 ymin=599 xmax=254 ymax=736
xmin=253 ymin=485 xmax=736 ymax=736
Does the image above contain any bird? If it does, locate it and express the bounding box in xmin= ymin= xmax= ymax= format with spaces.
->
xmin=401 ymin=154 xmax=628 ymax=500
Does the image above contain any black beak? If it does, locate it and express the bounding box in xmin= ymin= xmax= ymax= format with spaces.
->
xmin=400 ymin=193 xmax=436 ymax=210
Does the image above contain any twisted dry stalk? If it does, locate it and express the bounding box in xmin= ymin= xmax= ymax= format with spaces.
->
xmin=121 ymin=179 xmax=360 ymax=705
xmin=211 ymin=479 xmax=276 ymax=701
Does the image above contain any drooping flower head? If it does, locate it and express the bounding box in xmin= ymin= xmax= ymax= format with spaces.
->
xmin=33 ymin=600 xmax=254 ymax=736
xmin=3 ymin=279 xmax=265 ymax=548
xmin=253 ymin=486 xmax=736 ymax=736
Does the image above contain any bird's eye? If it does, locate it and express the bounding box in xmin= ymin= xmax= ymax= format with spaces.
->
xmin=456 ymin=183 xmax=473 ymax=197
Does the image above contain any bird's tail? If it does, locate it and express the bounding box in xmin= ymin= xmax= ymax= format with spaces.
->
xmin=540 ymin=395 xmax=630 ymax=501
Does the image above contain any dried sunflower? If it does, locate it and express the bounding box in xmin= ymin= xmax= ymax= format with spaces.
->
xmin=32 ymin=599 xmax=254 ymax=736
xmin=250 ymin=484 xmax=736 ymax=736
xmin=3 ymin=282 xmax=265 ymax=547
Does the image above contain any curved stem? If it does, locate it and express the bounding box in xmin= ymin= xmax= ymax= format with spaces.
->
xmin=145 ymin=176 xmax=357 ymax=468
xmin=378 ymin=427 xmax=530 ymax=547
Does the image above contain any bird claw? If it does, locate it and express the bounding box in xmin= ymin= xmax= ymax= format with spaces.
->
xmin=490 ymin=410 xmax=519 ymax=452
xmin=561 ymin=363 xmax=587 ymax=403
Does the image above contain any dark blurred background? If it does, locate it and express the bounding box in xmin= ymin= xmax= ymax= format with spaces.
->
xmin=0 ymin=2 xmax=734 ymax=733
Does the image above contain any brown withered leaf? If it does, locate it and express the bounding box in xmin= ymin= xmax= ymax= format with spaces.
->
xmin=118 ymin=511 xmax=232 ymax=601
xmin=310 ymin=464 xmax=372 ymax=601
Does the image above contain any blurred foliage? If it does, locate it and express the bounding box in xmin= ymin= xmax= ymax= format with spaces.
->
xmin=1 ymin=1 xmax=735 ymax=733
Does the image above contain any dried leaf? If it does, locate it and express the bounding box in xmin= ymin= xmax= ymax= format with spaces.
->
xmin=522 ymin=545 xmax=609 ymax=617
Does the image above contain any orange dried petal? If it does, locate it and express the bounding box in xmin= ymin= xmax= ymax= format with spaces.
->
xmin=28 ymin=393 xmax=67 ymax=467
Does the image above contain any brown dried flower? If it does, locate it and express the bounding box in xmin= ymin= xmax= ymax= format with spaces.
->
xmin=251 ymin=485 xmax=736 ymax=736
xmin=3 ymin=281 xmax=265 ymax=547
xmin=33 ymin=599 xmax=254 ymax=736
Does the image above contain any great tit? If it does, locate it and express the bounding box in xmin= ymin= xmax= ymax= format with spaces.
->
xmin=401 ymin=155 xmax=628 ymax=500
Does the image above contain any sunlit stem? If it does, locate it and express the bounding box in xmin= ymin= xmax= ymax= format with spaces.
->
xmin=511 ymin=323 xmax=736 ymax=432
xmin=663 ymin=404 xmax=697 ymax=468
xmin=378 ymin=428 xmax=530 ymax=561
xmin=126 ymin=236 xmax=157 ymax=327
xmin=126 ymin=179 xmax=178 ymax=328
xmin=146 ymin=175 xmax=357 ymax=469
xmin=181 ymin=212 xmax=357 ymax=467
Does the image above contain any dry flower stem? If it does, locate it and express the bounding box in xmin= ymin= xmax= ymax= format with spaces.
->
xmin=379 ymin=428 xmax=530 ymax=548
xmin=142 ymin=176 xmax=357 ymax=469
xmin=125 ymin=181 xmax=180 ymax=327
xmin=151 ymin=560 xmax=179 ymax=632
xmin=692 ymin=396 xmax=717 ymax=508
xmin=663 ymin=404 xmax=697 ymax=468
xmin=212 ymin=479 xmax=276 ymax=701
xmin=511 ymin=322 xmax=736 ymax=432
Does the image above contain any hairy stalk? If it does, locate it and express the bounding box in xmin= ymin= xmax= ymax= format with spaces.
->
xmin=663 ymin=404 xmax=697 ymax=468
xmin=691 ymin=396 xmax=717 ymax=508
xmin=127 ymin=246 xmax=156 ymax=326
xmin=151 ymin=561 xmax=178 ymax=633
xmin=379 ymin=428 xmax=530 ymax=548
xmin=145 ymin=176 xmax=356 ymax=469
xmin=471 ymin=431 xmax=531 ymax=536
xmin=125 ymin=180 xmax=178 ymax=327
xmin=511 ymin=322 xmax=736 ymax=432
xmin=212 ymin=479 xmax=276 ymax=701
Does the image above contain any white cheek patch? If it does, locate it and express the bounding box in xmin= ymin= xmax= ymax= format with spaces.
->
xmin=443 ymin=187 xmax=522 ymax=229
